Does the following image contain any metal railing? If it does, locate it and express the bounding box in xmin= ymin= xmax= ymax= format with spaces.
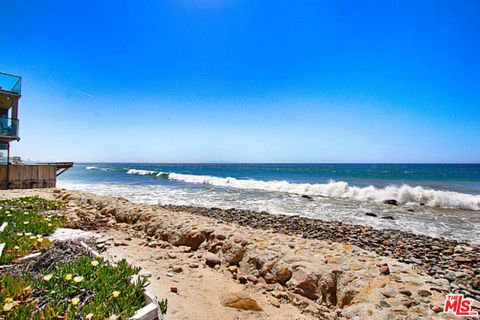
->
xmin=0 ymin=117 xmax=19 ymax=137
xmin=0 ymin=72 xmax=22 ymax=94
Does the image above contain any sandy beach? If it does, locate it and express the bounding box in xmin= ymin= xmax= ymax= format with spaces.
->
xmin=1 ymin=188 xmax=479 ymax=319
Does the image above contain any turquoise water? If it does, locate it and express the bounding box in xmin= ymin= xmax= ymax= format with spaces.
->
xmin=59 ymin=163 xmax=480 ymax=243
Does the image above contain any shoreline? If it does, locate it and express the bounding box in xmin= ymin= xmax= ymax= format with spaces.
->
xmin=1 ymin=188 xmax=479 ymax=319
xmin=160 ymin=204 xmax=480 ymax=299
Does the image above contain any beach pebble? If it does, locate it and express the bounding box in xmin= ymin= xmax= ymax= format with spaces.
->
xmin=172 ymin=266 xmax=183 ymax=273
xmin=205 ymin=252 xmax=221 ymax=267
xmin=270 ymin=299 xmax=280 ymax=308
xmin=139 ymin=270 xmax=152 ymax=278
xmin=379 ymin=264 xmax=390 ymax=275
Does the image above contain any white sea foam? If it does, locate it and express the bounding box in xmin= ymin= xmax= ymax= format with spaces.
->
xmin=126 ymin=169 xmax=168 ymax=176
xmin=86 ymin=166 xmax=97 ymax=170
xmin=126 ymin=170 xmax=480 ymax=211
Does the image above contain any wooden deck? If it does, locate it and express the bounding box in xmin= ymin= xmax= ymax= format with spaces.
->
xmin=0 ymin=163 xmax=73 ymax=189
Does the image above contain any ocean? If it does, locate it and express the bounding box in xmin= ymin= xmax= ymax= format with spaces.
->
xmin=58 ymin=163 xmax=480 ymax=244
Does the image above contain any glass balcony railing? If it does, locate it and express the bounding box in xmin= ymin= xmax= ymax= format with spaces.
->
xmin=0 ymin=117 xmax=19 ymax=137
xmin=0 ymin=72 xmax=22 ymax=94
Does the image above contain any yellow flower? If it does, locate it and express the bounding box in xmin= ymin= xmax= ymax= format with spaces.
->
xmin=112 ymin=291 xmax=120 ymax=298
xmin=65 ymin=274 xmax=73 ymax=281
xmin=13 ymin=246 xmax=19 ymax=250
xmin=48 ymin=223 xmax=53 ymax=227
xmin=71 ymin=297 xmax=80 ymax=306
xmin=23 ymin=221 xmax=29 ymax=225
xmin=73 ymin=276 xmax=84 ymax=283
xmin=16 ymin=232 xmax=23 ymax=236
xmin=25 ymin=232 xmax=32 ymax=236
xmin=30 ymin=236 xmax=37 ymax=240
xmin=38 ymin=238 xmax=44 ymax=242
xmin=107 ymin=315 xmax=119 ymax=320
xmin=24 ymin=212 xmax=29 ymax=215
xmin=91 ymin=260 xmax=99 ymax=267
xmin=3 ymin=302 xmax=14 ymax=312
xmin=43 ymin=274 xmax=53 ymax=282
xmin=6 ymin=214 xmax=11 ymax=217
xmin=36 ymin=235 xmax=42 ymax=238
xmin=4 ymin=298 xmax=13 ymax=303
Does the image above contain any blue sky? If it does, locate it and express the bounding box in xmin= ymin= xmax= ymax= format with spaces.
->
xmin=1 ymin=0 xmax=479 ymax=163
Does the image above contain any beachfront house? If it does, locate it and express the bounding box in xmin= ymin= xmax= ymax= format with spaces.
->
xmin=0 ymin=71 xmax=72 ymax=189
xmin=0 ymin=72 xmax=21 ymax=165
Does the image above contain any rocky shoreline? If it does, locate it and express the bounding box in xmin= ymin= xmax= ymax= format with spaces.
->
xmin=161 ymin=204 xmax=480 ymax=301
xmin=2 ymin=188 xmax=479 ymax=319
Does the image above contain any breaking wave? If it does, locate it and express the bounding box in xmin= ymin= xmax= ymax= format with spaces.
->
xmin=126 ymin=169 xmax=169 ymax=178
xmin=85 ymin=166 xmax=113 ymax=172
xmin=125 ymin=170 xmax=480 ymax=211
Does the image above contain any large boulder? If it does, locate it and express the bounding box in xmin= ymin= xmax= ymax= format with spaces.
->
xmin=287 ymin=267 xmax=319 ymax=300
xmin=184 ymin=230 xmax=207 ymax=250
xmin=221 ymin=240 xmax=247 ymax=265
xmin=221 ymin=292 xmax=262 ymax=311
xmin=272 ymin=260 xmax=293 ymax=285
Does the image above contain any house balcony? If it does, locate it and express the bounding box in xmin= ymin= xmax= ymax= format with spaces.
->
xmin=0 ymin=117 xmax=19 ymax=139
xmin=0 ymin=72 xmax=22 ymax=95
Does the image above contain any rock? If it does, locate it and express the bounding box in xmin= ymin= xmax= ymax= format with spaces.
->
xmin=430 ymin=304 xmax=443 ymax=313
xmin=264 ymin=274 xmax=275 ymax=284
xmin=228 ymin=266 xmax=238 ymax=273
xmin=215 ymin=233 xmax=227 ymax=240
xmin=247 ymin=275 xmax=259 ymax=283
xmin=273 ymin=291 xmax=289 ymax=299
xmin=454 ymin=256 xmax=473 ymax=263
xmin=170 ymin=286 xmax=178 ymax=293
xmin=205 ymin=252 xmax=221 ymax=267
xmin=410 ymin=257 xmax=422 ymax=265
xmin=221 ymin=293 xmax=262 ymax=311
xmin=318 ymin=271 xmax=340 ymax=305
xmin=381 ymin=287 xmax=397 ymax=298
xmin=172 ymin=266 xmax=183 ymax=273
xmin=379 ymin=264 xmax=390 ymax=275
xmin=301 ymin=195 xmax=314 ymax=200
xmin=417 ymin=289 xmax=432 ymax=297
xmin=189 ymin=263 xmax=199 ymax=268
xmin=114 ymin=241 xmax=128 ymax=246
xmin=383 ymin=199 xmax=398 ymax=205
xmin=184 ymin=230 xmax=207 ymax=250
xmin=53 ymin=188 xmax=61 ymax=193
xmin=399 ymin=289 xmax=413 ymax=297
xmin=365 ymin=212 xmax=377 ymax=217
xmin=287 ymin=268 xmax=319 ymax=300
xmin=381 ymin=216 xmax=395 ymax=220
xmin=379 ymin=300 xmax=391 ymax=308
xmin=272 ymin=262 xmax=293 ymax=285
xmin=270 ymin=299 xmax=280 ymax=308
xmin=139 ymin=270 xmax=152 ymax=278
xmin=238 ymin=275 xmax=248 ymax=284
xmin=221 ymin=240 xmax=247 ymax=265
xmin=167 ymin=252 xmax=177 ymax=259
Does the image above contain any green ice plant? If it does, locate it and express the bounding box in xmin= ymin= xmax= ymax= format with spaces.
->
xmin=1 ymin=257 xmax=148 ymax=320
xmin=0 ymin=197 xmax=65 ymax=264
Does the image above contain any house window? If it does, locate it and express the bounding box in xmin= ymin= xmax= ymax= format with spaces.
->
xmin=0 ymin=144 xmax=9 ymax=165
